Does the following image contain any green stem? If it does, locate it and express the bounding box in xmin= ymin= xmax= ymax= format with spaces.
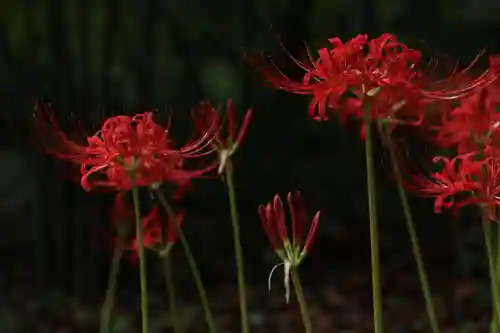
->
xmin=99 ymin=236 xmax=124 ymax=333
xmin=224 ymin=159 xmax=250 ymax=333
xmin=377 ymin=122 xmax=440 ymax=333
xmin=483 ymin=212 xmax=500 ymax=332
xmin=154 ymin=189 xmax=218 ymax=333
xmin=290 ymin=267 xmax=313 ymax=333
xmin=363 ymin=105 xmax=383 ymax=333
xmin=163 ymin=255 xmax=181 ymax=333
xmin=131 ymin=184 xmax=149 ymax=333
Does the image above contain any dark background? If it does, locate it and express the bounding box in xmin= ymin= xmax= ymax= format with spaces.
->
xmin=1 ymin=0 xmax=500 ymax=332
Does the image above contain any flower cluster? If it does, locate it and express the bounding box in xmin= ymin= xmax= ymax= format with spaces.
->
xmin=34 ymin=100 xmax=252 ymax=257
xmin=258 ymin=33 xmax=499 ymax=138
xmin=408 ymin=80 xmax=500 ymax=220
xmin=36 ymin=31 xmax=500 ymax=332
xmin=255 ymin=32 xmax=500 ymax=221
xmin=109 ymin=192 xmax=183 ymax=257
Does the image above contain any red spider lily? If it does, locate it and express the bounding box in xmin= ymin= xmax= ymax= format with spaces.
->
xmin=258 ymin=190 xmax=320 ymax=302
xmin=130 ymin=207 xmax=184 ymax=256
xmin=195 ymin=99 xmax=253 ymax=174
xmin=255 ymin=34 xmax=420 ymax=122
xmin=33 ymin=103 xmax=220 ymax=192
xmin=254 ymin=33 xmax=498 ymax=134
xmin=406 ymin=154 xmax=481 ymax=213
xmin=406 ymin=149 xmax=500 ymax=220
xmin=434 ymin=85 xmax=500 ymax=153
xmin=107 ymin=193 xmax=184 ymax=261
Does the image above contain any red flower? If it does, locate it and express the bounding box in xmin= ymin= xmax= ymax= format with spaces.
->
xmin=130 ymin=207 xmax=184 ymax=251
xmin=107 ymin=193 xmax=184 ymax=260
xmin=471 ymin=149 xmax=500 ymax=220
xmin=258 ymin=190 xmax=320 ymax=303
xmin=255 ymin=33 xmax=498 ymax=134
xmin=195 ymin=99 xmax=253 ymax=173
xmin=434 ymin=85 xmax=500 ymax=153
xmin=258 ymin=190 xmax=320 ymax=263
xmin=33 ymin=103 xmax=219 ymax=192
xmin=407 ymin=149 xmax=500 ymax=220
xmin=406 ymin=154 xmax=481 ymax=213
xmin=256 ymin=34 xmax=420 ymax=121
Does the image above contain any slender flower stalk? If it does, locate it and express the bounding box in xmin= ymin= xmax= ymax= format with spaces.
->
xmin=131 ymin=178 xmax=149 ymax=333
xmin=363 ymin=104 xmax=383 ymax=333
xmin=290 ymin=267 xmax=313 ymax=333
xmin=258 ymin=190 xmax=320 ymax=333
xmin=99 ymin=193 xmax=131 ymax=333
xmin=99 ymin=234 xmax=124 ymax=333
xmin=378 ymin=122 xmax=439 ymax=333
xmin=154 ymin=189 xmax=217 ymax=333
xmin=483 ymin=211 xmax=500 ymax=331
xmin=197 ymin=99 xmax=253 ymax=333
xmin=125 ymin=189 xmax=185 ymax=333
xmin=163 ymin=256 xmax=180 ymax=333
xmin=225 ymin=159 xmax=249 ymax=333
xmin=156 ymin=198 xmax=181 ymax=333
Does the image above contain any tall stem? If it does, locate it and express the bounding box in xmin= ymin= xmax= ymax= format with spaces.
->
xmin=377 ymin=123 xmax=440 ymax=333
xmin=482 ymin=212 xmax=500 ymax=332
xmin=163 ymin=255 xmax=181 ymax=333
xmin=131 ymin=184 xmax=149 ymax=333
xmin=224 ymin=159 xmax=250 ymax=333
xmin=154 ymin=189 xmax=218 ymax=333
xmin=290 ymin=267 xmax=313 ymax=333
xmin=363 ymin=105 xmax=383 ymax=333
xmin=99 ymin=236 xmax=124 ymax=333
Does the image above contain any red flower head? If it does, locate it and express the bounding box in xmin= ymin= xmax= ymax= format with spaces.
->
xmin=407 ymin=148 xmax=500 ymax=220
xmin=434 ymin=84 xmax=500 ymax=153
xmin=33 ymin=103 xmax=220 ymax=192
xmin=255 ymin=33 xmax=499 ymax=137
xmin=195 ymin=99 xmax=253 ymax=174
xmin=130 ymin=207 xmax=184 ymax=257
xmin=256 ymin=34 xmax=422 ymax=121
xmin=258 ymin=190 xmax=320 ymax=302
